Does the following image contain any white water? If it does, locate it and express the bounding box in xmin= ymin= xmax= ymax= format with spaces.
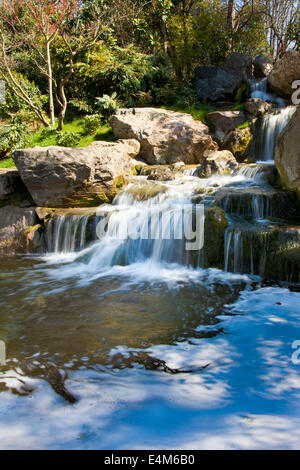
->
xmin=250 ymin=78 xmax=285 ymax=108
xmin=255 ymin=106 xmax=296 ymax=161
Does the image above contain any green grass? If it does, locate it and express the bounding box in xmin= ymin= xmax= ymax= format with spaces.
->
xmin=161 ymin=104 xmax=212 ymax=125
xmin=0 ymin=158 xmax=15 ymax=168
xmin=237 ymin=121 xmax=250 ymax=129
xmin=29 ymin=119 xmax=116 ymax=148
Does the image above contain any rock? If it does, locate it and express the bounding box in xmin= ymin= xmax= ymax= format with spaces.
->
xmin=147 ymin=168 xmax=175 ymax=181
xmin=13 ymin=139 xmax=140 ymax=207
xmin=245 ymin=98 xmax=272 ymax=117
xmin=253 ymin=55 xmax=273 ymax=78
xmin=169 ymin=161 xmax=185 ymax=171
xmin=207 ymin=110 xmax=246 ymax=140
xmin=275 ymin=105 xmax=300 ymax=196
xmin=222 ymin=127 xmax=253 ymax=162
xmin=268 ymin=50 xmax=300 ymax=95
xmin=0 ymin=168 xmax=24 ymax=200
xmin=223 ymin=53 xmax=253 ymax=80
xmin=111 ymin=108 xmax=217 ymax=165
xmin=195 ymin=53 xmax=252 ymax=103
xmin=197 ymin=150 xmax=238 ymax=178
xmin=203 ymin=206 xmax=229 ymax=268
xmin=0 ymin=205 xmax=41 ymax=253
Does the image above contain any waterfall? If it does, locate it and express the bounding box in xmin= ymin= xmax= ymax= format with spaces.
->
xmin=218 ymin=193 xmax=273 ymax=220
xmin=46 ymin=214 xmax=97 ymax=253
xmin=45 ymin=179 xmax=205 ymax=268
xmin=224 ymin=227 xmax=268 ymax=276
xmin=249 ymin=78 xmax=285 ymax=108
xmin=255 ymin=106 xmax=296 ymax=161
xmin=234 ymin=164 xmax=269 ymax=184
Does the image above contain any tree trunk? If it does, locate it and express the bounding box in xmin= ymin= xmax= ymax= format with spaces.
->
xmin=46 ymin=40 xmax=55 ymax=126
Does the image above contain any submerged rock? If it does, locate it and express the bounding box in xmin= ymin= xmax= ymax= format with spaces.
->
xmin=111 ymin=107 xmax=217 ymax=165
xmin=275 ymin=105 xmax=300 ymax=197
xmin=13 ymin=140 xmax=140 ymax=207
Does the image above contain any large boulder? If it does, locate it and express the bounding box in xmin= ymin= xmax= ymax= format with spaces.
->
xmin=0 ymin=168 xmax=25 ymax=200
xmin=207 ymin=110 xmax=246 ymax=140
xmin=223 ymin=53 xmax=253 ymax=81
xmin=13 ymin=139 xmax=140 ymax=207
xmin=268 ymin=50 xmax=300 ymax=95
xmin=275 ymin=105 xmax=300 ymax=196
xmin=253 ymin=55 xmax=273 ymax=78
xmin=111 ymin=108 xmax=217 ymax=165
xmin=195 ymin=53 xmax=252 ymax=103
xmin=196 ymin=150 xmax=238 ymax=178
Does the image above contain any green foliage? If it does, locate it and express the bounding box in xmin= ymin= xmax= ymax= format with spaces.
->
xmin=0 ymin=123 xmax=29 ymax=155
xmin=67 ymin=44 xmax=171 ymax=108
xmin=82 ymin=114 xmax=103 ymax=134
xmin=0 ymin=157 xmax=15 ymax=168
xmin=0 ymin=73 xmax=47 ymax=118
xmin=95 ymin=93 xmax=118 ymax=119
xmin=29 ymin=118 xmax=116 ymax=149
xmin=55 ymin=131 xmax=81 ymax=147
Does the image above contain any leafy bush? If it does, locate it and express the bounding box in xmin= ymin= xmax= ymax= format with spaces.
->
xmin=0 ymin=73 xmax=47 ymax=118
xmin=56 ymin=131 xmax=81 ymax=147
xmin=95 ymin=93 xmax=118 ymax=120
xmin=82 ymin=114 xmax=103 ymax=134
xmin=40 ymin=127 xmax=58 ymax=139
xmin=0 ymin=123 xmax=29 ymax=155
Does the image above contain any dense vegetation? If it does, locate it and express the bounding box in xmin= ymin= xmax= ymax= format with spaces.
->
xmin=0 ymin=0 xmax=298 ymax=161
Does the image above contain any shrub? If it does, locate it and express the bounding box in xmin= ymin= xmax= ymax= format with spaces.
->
xmin=82 ymin=114 xmax=103 ymax=134
xmin=56 ymin=131 xmax=81 ymax=147
xmin=95 ymin=93 xmax=119 ymax=120
xmin=0 ymin=123 xmax=30 ymax=155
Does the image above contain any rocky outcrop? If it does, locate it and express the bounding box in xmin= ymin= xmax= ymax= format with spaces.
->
xmin=111 ymin=108 xmax=217 ymax=165
xmin=253 ymin=55 xmax=273 ymax=78
xmin=0 ymin=205 xmax=43 ymax=253
xmin=275 ymin=105 xmax=300 ymax=196
xmin=195 ymin=53 xmax=252 ymax=103
xmin=203 ymin=206 xmax=229 ymax=268
xmin=207 ymin=110 xmax=246 ymax=140
xmin=245 ymin=98 xmax=272 ymax=117
xmin=222 ymin=127 xmax=253 ymax=161
xmin=13 ymin=139 xmax=140 ymax=207
xmin=268 ymin=50 xmax=300 ymax=95
xmin=0 ymin=168 xmax=25 ymax=200
xmin=197 ymin=150 xmax=238 ymax=177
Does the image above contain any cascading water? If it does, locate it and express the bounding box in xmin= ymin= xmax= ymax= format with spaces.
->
xmin=255 ymin=106 xmax=296 ymax=161
xmin=249 ymin=78 xmax=285 ymax=108
xmin=46 ymin=213 xmax=97 ymax=253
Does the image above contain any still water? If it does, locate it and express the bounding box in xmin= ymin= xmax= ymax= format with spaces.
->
xmin=0 ymin=254 xmax=300 ymax=449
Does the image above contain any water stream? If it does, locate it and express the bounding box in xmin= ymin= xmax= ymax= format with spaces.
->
xmin=0 ymin=92 xmax=299 ymax=449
